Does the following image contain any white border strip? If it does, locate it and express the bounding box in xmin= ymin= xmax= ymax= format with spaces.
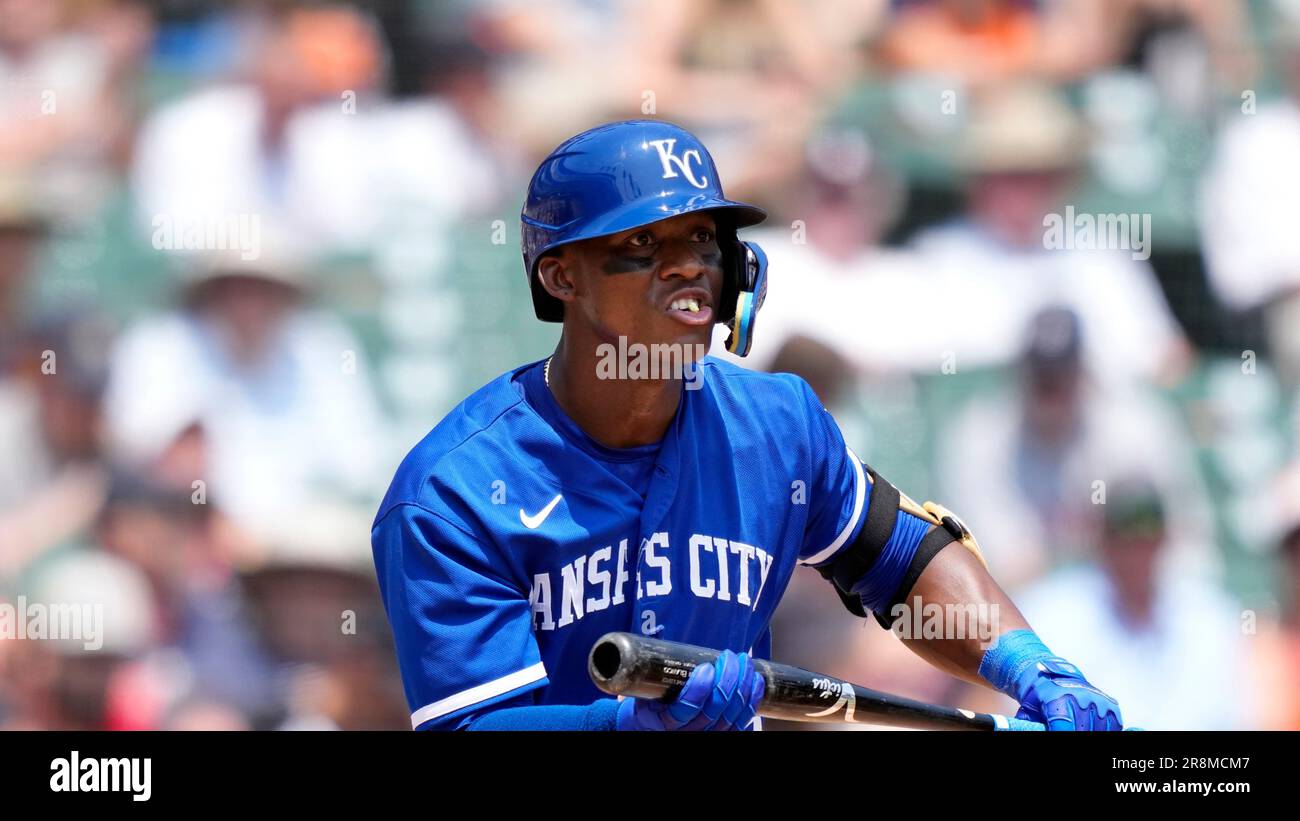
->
xmin=411 ymin=662 xmax=547 ymax=728
xmin=801 ymin=445 xmax=867 ymax=566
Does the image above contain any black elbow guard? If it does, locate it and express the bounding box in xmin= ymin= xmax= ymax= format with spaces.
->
xmin=815 ymin=467 xmax=985 ymax=629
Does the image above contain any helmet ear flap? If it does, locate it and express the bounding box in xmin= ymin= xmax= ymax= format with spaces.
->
xmin=723 ymin=240 xmax=767 ymax=358
xmin=717 ymin=228 xmax=743 ymax=323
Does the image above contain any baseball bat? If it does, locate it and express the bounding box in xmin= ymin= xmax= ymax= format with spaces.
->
xmin=588 ymin=631 xmax=1045 ymax=731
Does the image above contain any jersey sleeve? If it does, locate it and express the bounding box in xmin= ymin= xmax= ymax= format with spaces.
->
xmin=795 ymin=380 xmax=869 ymax=565
xmin=792 ymin=379 xmax=944 ymax=625
xmin=372 ymin=502 xmax=548 ymax=730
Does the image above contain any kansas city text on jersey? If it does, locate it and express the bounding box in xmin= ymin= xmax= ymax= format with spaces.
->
xmin=529 ymin=532 xmax=776 ymax=631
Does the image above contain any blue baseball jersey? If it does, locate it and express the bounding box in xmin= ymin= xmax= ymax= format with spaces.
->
xmin=372 ymin=356 xmax=925 ymax=730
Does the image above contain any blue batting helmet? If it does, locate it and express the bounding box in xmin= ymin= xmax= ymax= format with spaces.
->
xmin=521 ymin=120 xmax=768 ymax=355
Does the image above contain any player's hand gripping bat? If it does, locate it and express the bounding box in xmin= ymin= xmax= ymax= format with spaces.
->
xmin=588 ymin=631 xmax=1046 ymax=731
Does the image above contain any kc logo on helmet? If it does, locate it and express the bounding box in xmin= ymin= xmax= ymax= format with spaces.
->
xmin=647 ymin=138 xmax=709 ymax=189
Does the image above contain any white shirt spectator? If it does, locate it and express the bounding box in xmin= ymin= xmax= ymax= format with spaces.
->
xmin=715 ymin=223 xmax=1181 ymax=386
xmin=1199 ymin=99 xmax=1300 ymax=311
xmin=711 ymin=228 xmax=932 ymax=372
xmin=103 ymin=309 xmax=387 ymax=534
xmin=131 ymin=86 xmax=499 ymax=253
xmin=908 ymin=221 xmax=1182 ymax=386
xmin=938 ymin=383 xmax=1219 ymax=588
xmin=1015 ymin=564 xmax=1248 ymax=730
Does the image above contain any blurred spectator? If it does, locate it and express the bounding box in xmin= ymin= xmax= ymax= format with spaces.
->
xmin=359 ymin=33 xmax=509 ymax=227
xmin=102 ymin=246 xmax=387 ymax=552
xmin=1 ymin=549 xmax=159 ymax=730
xmin=0 ymin=311 xmax=115 ymax=580
xmin=131 ymin=3 xmax=402 ymax=253
xmin=768 ymin=334 xmax=854 ymax=409
xmin=96 ymin=471 xmax=281 ymax=724
xmin=624 ymin=0 xmax=885 ymax=194
xmin=938 ymin=306 xmax=1217 ymax=587
xmin=999 ymin=475 xmax=1247 ymax=730
xmin=481 ymin=0 xmax=885 ymax=170
xmin=637 ymin=0 xmax=882 ymax=100
xmin=240 ymin=539 xmax=407 ymax=731
xmin=472 ymin=0 xmax=634 ymax=155
xmin=1200 ymin=8 xmax=1300 ymax=392
xmin=1036 ymin=0 xmax=1256 ymax=88
xmin=713 ymin=128 xmax=927 ymax=374
xmin=880 ymin=0 xmax=1044 ymax=87
xmin=134 ymin=3 xmax=508 ymax=255
xmin=0 ymin=0 xmax=151 ymax=217
xmin=880 ymin=0 xmax=1253 ymax=89
xmin=909 ymin=82 xmax=1189 ymax=386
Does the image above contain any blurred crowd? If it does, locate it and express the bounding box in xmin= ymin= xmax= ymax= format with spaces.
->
xmin=0 ymin=0 xmax=1298 ymax=731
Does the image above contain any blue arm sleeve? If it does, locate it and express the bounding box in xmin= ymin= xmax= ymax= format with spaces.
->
xmin=462 ymin=698 xmax=621 ymax=731
xmin=849 ymin=507 xmax=934 ymax=619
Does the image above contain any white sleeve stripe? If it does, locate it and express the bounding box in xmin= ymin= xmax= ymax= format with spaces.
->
xmin=410 ymin=661 xmax=547 ymax=728
xmin=800 ymin=445 xmax=867 ymax=566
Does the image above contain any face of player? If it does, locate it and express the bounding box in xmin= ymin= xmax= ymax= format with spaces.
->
xmin=545 ymin=212 xmax=724 ymax=355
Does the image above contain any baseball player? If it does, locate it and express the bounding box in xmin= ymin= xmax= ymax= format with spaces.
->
xmin=372 ymin=120 xmax=1125 ymax=731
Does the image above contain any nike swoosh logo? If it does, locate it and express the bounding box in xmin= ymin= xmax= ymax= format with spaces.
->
xmin=519 ymin=494 xmax=563 ymax=529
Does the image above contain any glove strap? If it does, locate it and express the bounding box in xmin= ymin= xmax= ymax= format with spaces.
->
xmin=977 ymin=629 xmax=1056 ymax=700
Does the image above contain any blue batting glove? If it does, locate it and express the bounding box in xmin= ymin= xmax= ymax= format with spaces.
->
xmin=1012 ymin=658 xmax=1123 ymax=732
xmin=979 ymin=630 xmax=1123 ymax=732
xmin=616 ymin=650 xmax=765 ymax=731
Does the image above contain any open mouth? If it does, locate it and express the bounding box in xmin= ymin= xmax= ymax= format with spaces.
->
xmin=665 ymin=292 xmax=713 ymax=326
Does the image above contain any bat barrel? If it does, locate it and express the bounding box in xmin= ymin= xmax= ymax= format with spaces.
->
xmin=589 ymin=631 xmax=721 ymax=698
xmin=588 ymin=632 xmax=642 ymax=694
